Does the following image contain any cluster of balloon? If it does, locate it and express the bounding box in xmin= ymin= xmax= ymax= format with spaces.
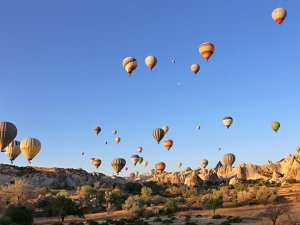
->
xmin=1 ymin=122 xmax=42 ymax=164
xmin=111 ymin=158 xmax=126 ymax=174
xmin=155 ymin=162 xmax=166 ymax=173
xmin=223 ymin=116 xmax=233 ymax=129
xmin=122 ymin=56 xmax=158 ymax=76
xmin=271 ymin=121 xmax=280 ymax=133
xmin=272 ymin=8 xmax=287 ymax=25
xmin=92 ymin=158 xmax=102 ymax=169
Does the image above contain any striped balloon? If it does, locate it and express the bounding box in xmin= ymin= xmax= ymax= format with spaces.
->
xmin=122 ymin=57 xmax=137 ymax=75
xmin=163 ymin=139 xmax=173 ymax=151
xmin=111 ymin=158 xmax=126 ymax=174
xmin=152 ymin=128 xmax=165 ymax=144
xmin=191 ymin=64 xmax=200 ymax=74
xmin=145 ymin=56 xmax=157 ymax=70
xmin=20 ymin=138 xmax=41 ymax=163
xmin=223 ymin=153 xmax=236 ymax=167
xmin=272 ymin=8 xmax=287 ymax=25
xmin=4 ymin=140 xmax=21 ymax=164
xmin=199 ymin=42 xmax=215 ymax=62
xmin=0 ymin=121 xmax=17 ymax=151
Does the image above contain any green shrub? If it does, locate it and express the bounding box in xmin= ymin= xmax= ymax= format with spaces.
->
xmin=53 ymin=223 xmax=64 ymax=225
xmin=153 ymin=217 xmax=162 ymax=222
xmin=3 ymin=205 xmax=34 ymax=225
xmin=195 ymin=214 xmax=202 ymax=218
xmin=142 ymin=210 xmax=154 ymax=219
xmin=161 ymin=219 xmax=173 ymax=224
xmin=212 ymin=214 xmax=223 ymax=219
xmin=286 ymin=179 xmax=298 ymax=184
xmin=163 ymin=200 xmax=178 ymax=215
xmin=88 ymin=220 xmax=100 ymax=225
xmin=185 ymin=215 xmax=192 ymax=221
xmin=185 ymin=222 xmax=197 ymax=225
xmin=227 ymin=216 xmax=242 ymax=223
xmin=220 ymin=221 xmax=231 ymax=225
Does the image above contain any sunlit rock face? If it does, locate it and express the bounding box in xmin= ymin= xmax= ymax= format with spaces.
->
xmin=1 ymin=153 xmax=300 ymax=188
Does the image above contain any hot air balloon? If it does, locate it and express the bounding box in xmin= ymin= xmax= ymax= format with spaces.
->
xmin=272 ymin=8 xmax=287 ymax=25
xmin=223 ymin=116 xmax=233 ymax=129
xmin=4 ymin=140 xmax=21 ymax=164
xmin=138 ymin=157 xmax=144 ymax=164
xmin=20 ymin=138 xmax=41 ymax=163
xmin=271 ymin=121 xmax=280 ymax=133
xmin=122 ymin=57 xmax=137 ymax=75
xmin=200 ymin=159 xmax=208 ymax=169
xmin=111 ymin=158 xmax=126 ymax=174
xmin=199 ymin=42 xmax=215 ymax=62
xmin=218 ymin=147 xmax=222 ymax=151
xmin=191 ymin=64 xmax=200 ymax=74
xmin=81 ymin=152 xmax=84 ymax=156
xmin=92 ymin=159 xmax=102 ymax=169
xmin=172 ymin=59 xmax=176 ymax=64
xmin=0 ymin=121 xmax=17 ymax=151
xmin=143 ymin=161 xmax=148 ymax=167
xmin=125 ymin=167 xmax=128 ymax=171
xmin=137 ymin=147 xmax=143 ymax=153
xmin=296 ymin=147 xmax=300 ymax=153
xmin=131 ymin=154 xmax=139 ymax=166
xmin=115 ymin=137 xmax=121 ymax=143
xmin=94 ymin=126 xmax=101 ymax=135
xmin=178 ymin=162 xmax=182 ymax=168
xmin=104 ymin=141 xmax=108 ymax=145
xmin=152 ymin=128 xmax=165 ymax=144
xmin=196 ymin=125 xmax=201 ymax=130
xmin=162 ymin=125 xmax=169 ymax=134
xmin=223 ymin=153 xmax=236 ymax=167
xmin=145 ymin=56 xmax=157 ymax=71
xmin=90 ymin=158 xmax=95 ymax=164
xmin=112 ymin=130 xmax=117 ymax=135
xmin=164 ymin=139 xmax=173 ymax=151
xmin=129 ymin=172 xmax=135 ymax=179
xmin=155 ymin=162 xmax=166 ymax=173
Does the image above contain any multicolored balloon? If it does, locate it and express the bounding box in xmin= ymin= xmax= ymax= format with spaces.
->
xmin=272 ymin=8 xmax=287 ymax=25
xmin=155 ymin=162 xmax=166 ymax=173
xmin=163 ymin=139 xmax=173 ymax=151
xmin=122 ymin=57 xmax=137 ymax=75
xmin=199 ymin=42 xmax=215 ymax=62
xmin=131 ymin=154 xmax=139 ymax=166
xmin=223 ymin=116 xmax=233 ymax=129
xmin=152 ymin=128 xmax=165 ymax=144
xmin=145 ymin=56 xmax=157 ymax=71
xmin=111 ymin=158 xmax=126 ymax=174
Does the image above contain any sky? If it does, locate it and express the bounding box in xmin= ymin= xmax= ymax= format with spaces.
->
xmin=1 ymin=1 xmax=300 ymax=176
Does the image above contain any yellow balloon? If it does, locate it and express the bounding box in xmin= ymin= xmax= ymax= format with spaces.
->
xmin=115 ymin=137 xmax=121 ymax=143
xmin=199 ymin=42 xmax=215 ymax=61
xmin=122 ymin=57 xmax=137 ymax=75
xmin=20 ymin=138 xmax=41 ymax=163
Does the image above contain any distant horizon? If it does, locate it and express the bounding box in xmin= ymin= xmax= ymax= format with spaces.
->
xmin=1 ymin=0 xmax=300 ymax=175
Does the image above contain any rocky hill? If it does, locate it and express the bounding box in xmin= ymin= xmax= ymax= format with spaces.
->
xmin=1 ymin=152 xmax=300 ymax=189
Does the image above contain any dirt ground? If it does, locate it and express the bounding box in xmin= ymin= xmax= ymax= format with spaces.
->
xmin=34 ymin=183 xmax=300 ymax=225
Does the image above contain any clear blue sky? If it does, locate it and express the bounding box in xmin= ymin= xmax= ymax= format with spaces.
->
xmin=1 ymin=1 xmax=300 ymax=176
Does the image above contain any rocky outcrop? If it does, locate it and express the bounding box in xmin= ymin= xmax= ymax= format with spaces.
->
xmin=1 ymin=153 xmax=300 ymax=188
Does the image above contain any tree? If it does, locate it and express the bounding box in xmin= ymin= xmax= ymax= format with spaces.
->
xmin=3 ymin=204 xmax=33 ymax=225
xmin=104 ymin=191 xmax=125 ymax=213
xmin=141 ymin=186 xmax=152 ymax=201
xmin=202 ymin=196 xmax=223 ymax=215
xmin=258 ymin=197 xmax=291 ymax=225
xmin=45 ymin=196 xmax=84 ymax=222
xmin=0 ymin=179 xmax=34 ymax=206
xmin=122 ymin=195 xmax=144 ymax=217
xmin=76 ymin=185 xmax=105 ymax=209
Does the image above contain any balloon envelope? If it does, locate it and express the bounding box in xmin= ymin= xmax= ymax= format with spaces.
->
xmin=152 ymin=128 xmax=165 ymax=144
xmin=162 ymin=126 xmax=169 ymax=134
xmin=271 ymin=121 xmax=280 ymax=133
xmin=94 ymin=127 xmax=101 ymax=135
xmin=122 ymin=57 xmax=137 ymax=75
xmin=4 ymin=140 xmax=21 ymax=164
xmin=191 ymin=64 xmax=200 ymax=74
xmin=20 ymin=138 xmax=41 ymax=163
xmin=200 ymin=159 xmax=208 ymax=168
xmin=131 ymin=154 xmax=139 ymax=166
xmin=223 ymin=116 xmax=233 ymax=128
xmin=111 ymin=158 xmax=126 ymax=174
xmin=115 ymin=137 xmax=121 ymax=143
xmin=199 ymin=42 xmax=215 ymax=61
xmin=92 ymin=159 xmax=102 ymax=169
xmin=0 ymin=121 xmax=17 ymax=151
xmin=145 ymin=56 xmax=157 ymax=70
xmin=163 ymin=139 xmax=173 ymax=151
xmin=137 ymin=147 xmax=143 ymax=153
xmin=223 ymin=153 xmax=236 ymax=167
xmin=155 ymin=162 xmax=166 ymax=173
xmin=272 ymin=8 xmax=287 ymax=24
